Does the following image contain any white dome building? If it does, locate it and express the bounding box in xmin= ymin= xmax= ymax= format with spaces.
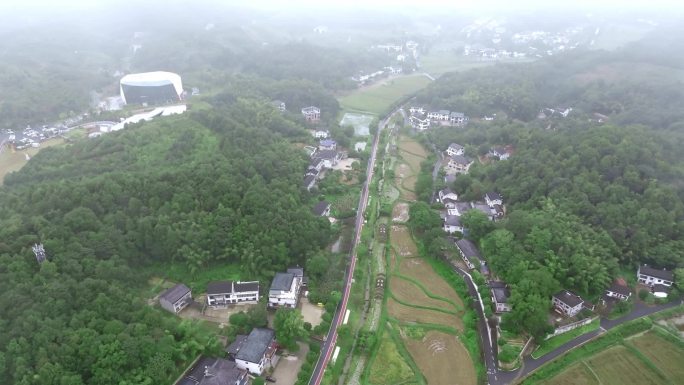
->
xmin=119 ymin=71 xmax=183 ymax=105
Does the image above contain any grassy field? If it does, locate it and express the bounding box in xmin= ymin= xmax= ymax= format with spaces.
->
xmin=539 ymin=328 xmax=684 ymax=385
xmin=368 ymin=335 xmax=416 ymax=385
xmin=144 ymin=261 xmax=242 ymax=293
xmin=419 ymin=53 xmax=534 ymax=77
xmin=403 ymin=330 xmax=476 ymax=385
xmin=0 ymin=138 xmax=65 ymax=184
xmin=338 ymin=75 xmax=431 ymax=115
xmin=394 ymin=135 xmax=428 ymax=199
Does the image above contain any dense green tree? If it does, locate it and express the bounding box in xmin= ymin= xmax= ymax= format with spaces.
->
xmin=273 ymin=309 xmax=306 ymax=350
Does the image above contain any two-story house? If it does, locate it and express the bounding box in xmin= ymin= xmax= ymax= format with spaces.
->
xmin=206 ymin=281 xmax=260 ymax=308
xmin=408 ymin=106 xmax=426 ymax=115
xmin=303 ymin=175 xmax=317 ymax=191
xmin=437 ymin=187 xmax=458 ymax=203
xmin=314 ymin=130 xmax=329 ymax=139
xmin=271 ymin=100 xmax=286 ymax=112
xmin=312 ymin=149 xmax=340 ymax=169
xmin=234 ymin=328 xmax=278 ymax=376
xmin=443 ymin=215 xmax=464 ymax=234
xmin=552 ymin=290 xmax=584 ymax=317
xmin=268 ymin=271 xmax=302 ymax=308
xmin=409 ymin=113 xmax=430 ymax=131
xmin=428 ymin=110 xmax=451 ymax=121
xmin=484 ymin=192 xmax=503 ymax=207
xmin=490 ymin=281 xmax=512 ymax=313
xmin=446 ymin=143 xmax=464 ymax=157
xmin=449 ymin=111 xmax=467 ymax=125
xmin=444 ymin=155 xmax=474 ymax=175
xmin=301 ymin=106 xmax=321 ymax=122
xmin=637 ymin=265 xmax=674 ymax=287
xmin=159 ymin=283 xmax=192 ymax=315
xmin=489 ymin=146 xmax=512 ymax=160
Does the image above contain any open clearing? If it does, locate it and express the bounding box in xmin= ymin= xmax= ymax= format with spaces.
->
xmin=0 ymin=138 xmax=65 ymax=184
xmin=398 ymin=258 xmax=464 ymax=310
xmin=544 ymin=362 xmax=599 ymax=385
xmin=390 ymin=276 xmax=458 ymax=312
xmin=368 ymin=335 xmax=415 ymax=385
xmin=392 ymin=202 xmax=410 ymax=223
xmin=585 ymin=345 xmax=663 ymax=385
xmin=630 ymin=331 xmax=684 ymax=382
xmin=397 ymin=137 xmax=429 ymax=159
xmin=390 ymin=225 xmax=418 ymax=257
xmin=404 ymin=331 xmax=476 ymax=385
xmin=340 ymin=113 xmax=374 ymax=136
xmin=399 ymin=152 xmax=425 ymax=174
xmin=387 ymin=297 xmax=462 ymax=328
xmin=339 ymin=75 xmax=431 ymax=115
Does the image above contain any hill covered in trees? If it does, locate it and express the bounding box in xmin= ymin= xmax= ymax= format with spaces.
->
xmin=415 ymin=26 xmax=684 ymax=129
xmin=0 ymin=99 xmax=331 ymax=384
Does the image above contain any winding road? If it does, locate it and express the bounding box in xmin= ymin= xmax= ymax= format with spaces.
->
xmin=308 ymin=111 xmax=390 ymax=385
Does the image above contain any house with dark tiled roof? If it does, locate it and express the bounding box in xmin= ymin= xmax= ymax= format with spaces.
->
xmin=484 ymin=192 xmax=502 ymax=207
xmin=637 ymin=265 xmax=674 ymax=287
xmin=206 ymin=281 xmax=259 ymax=308
xmin=302 ymin=106 xmax=320 ymax=122
xmin=490 ymin=281 xmax=511 ymax=313
xmin=303 ymin=175 xmax=317 ymax=191
xmin=444 ymin=154 xmax=474 ymax=175
xmin=235 ymin=328 xmax=278 ymax=375
xmin=268 ymin=271 xmax=303 ymax=308
xmin=175 ymin=356 xmax=247 ymax=385
xmin=446 ymin=143 xmax=464 ymax=157
xmin=159 ymin=284 xmax=192 ymax=314
xmin=438 ymin=187 xmax=458 ymax=203
xmin=455 ymin=239 xmax=480 ymax=269
xmin=312 ymin=201 xmax=331 ymax=217
xmin=605 ymin=282 xmax=631 ymax=301
xmin=552 ymin=290 xmax=584 ymax=317
xmin=443 ymin=215 xmax=463 ymax=234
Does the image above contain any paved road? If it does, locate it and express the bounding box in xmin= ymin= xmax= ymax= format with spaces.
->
xmin=308 ymin=111 xmax=389 ymax=385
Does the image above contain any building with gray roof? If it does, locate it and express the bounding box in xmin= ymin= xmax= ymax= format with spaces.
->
xmin=235 ymin=328 xmax=277 ymax=375
xmin=159 ymin=283 xmax=192 ymax=314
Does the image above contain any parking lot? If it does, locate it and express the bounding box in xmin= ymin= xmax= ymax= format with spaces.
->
xmin=270 ymin=341 xmax=309 ymax=385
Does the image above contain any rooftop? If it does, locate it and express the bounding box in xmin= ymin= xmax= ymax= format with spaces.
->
xmin=225 ymin=335 xmax=248 ymax=355
xmin=160 ymin=283 xmax=191 ymax=304
xmin=312 ymin=201 xmax=331 ymax=216
xmin=490 ymin=281 xmax=510 ymax=303
xmin=235 ymin=328 xmax=276 ymax=364
xmin=287 ymin=267 xmax=304 ymax=277
xmin=456 ymin=239 xmax=481 ymax=258
xmin=270 ymin=272 xmax=295 ymax=291
xmin=485 ymin=191 xmax=502 ymax=201
xmin=639 ymin=265 xmax=674 ymax=281
xmin=450 ymin=154 xmax=472 ymax=165
xmin=206 ymin=281 xmax=234 ymax=295
xmin=444 ymin=215 xmax=462 ymax=226
xmin=448 ymin=143 xmax=464 ymax=150
xmin=606 ymin=282 xmax=631 ymax=297
xmin=553 ymin=290 xmax=583 ymax=308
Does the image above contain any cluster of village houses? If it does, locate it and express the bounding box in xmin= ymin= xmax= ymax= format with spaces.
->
xmin=408 ymin=106 xmax=468 ymax=131
xmin=436 ymin=142 xmax=677 ymax=327
xmin=161 ymin=268 xmax=308 ymax=385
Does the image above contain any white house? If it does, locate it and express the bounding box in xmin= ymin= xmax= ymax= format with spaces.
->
xmin=637 ymin=265 xmax=674 ymax=287
xmin=272 ymin=100 xmax=286 ymax=112
xmin=234 ymin=328 xmax=278 ymax=376
xmin=409 ymin=113 xmax=430 ymax=131
xmin=409 ymin=106 xmax=426 ymax=114
xmin=428 ymin=110 xmax=451 ymax=121
xmin=446 ymin=143 xmax=464 ymax=157
xmin=268 ymin=271 xmax=302 ymax=308
xmin=301 ymin=106 xmax=321 ymax=122
xmin=438 ymin=187 xmax=458 ymax=203
xmin=443 ymin=215 xmax=463 ymax=234
xmin=489 ymin=146 xmax=512 ymax=160
xmin=206 ymin=281 xmax=260 ymax=308
xmin=490 ymin=281 xmax=512 ymax=313
xmin=652 ymin=284 xmax=670 ymax=298
xmin=484 ymin=192 xmax=503 ymax=207
xmin=552 ymin=290 xmax=584 ymax=317
xmin=314 ymin=130 xmax=329 ymax=139
xmin=605 ymin=282 xmax=631 ymax=301
xmin=159 ymin=284 xmax=192 ymax=314
xmin=449 ymin=112 xmax=467 ymax=125
xmin=444 ymin=155 xmax=474 ymax=175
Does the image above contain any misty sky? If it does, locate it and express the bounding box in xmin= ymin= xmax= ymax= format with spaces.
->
xmin=2 ymin=0 xmax=683 ymax=12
